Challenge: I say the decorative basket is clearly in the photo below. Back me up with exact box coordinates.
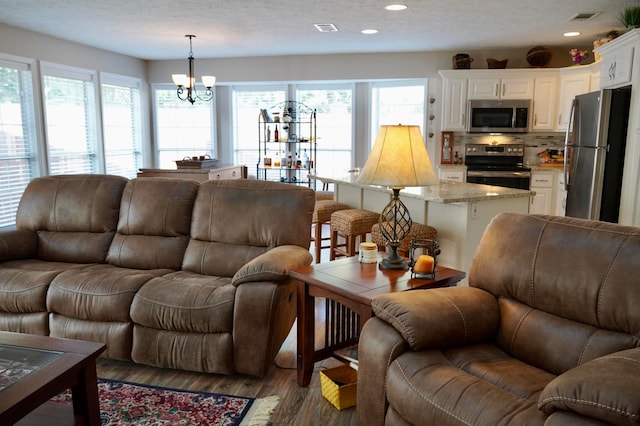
[487,58,508,69]
[527,46,552,68]
[320,365,358,410]
[175,156,218,169]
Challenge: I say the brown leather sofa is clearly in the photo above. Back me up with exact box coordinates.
[0,174,314,377]
[357,213,640,425]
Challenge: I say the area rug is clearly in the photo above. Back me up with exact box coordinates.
[51,378,279,426]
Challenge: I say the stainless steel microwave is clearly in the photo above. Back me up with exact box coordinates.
[467,99,531,133]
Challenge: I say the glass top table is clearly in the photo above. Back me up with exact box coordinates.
[0,344,62,391]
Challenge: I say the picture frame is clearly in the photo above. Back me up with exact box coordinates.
[440,131,453,164]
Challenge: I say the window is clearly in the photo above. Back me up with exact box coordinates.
[370,80,427,148]
[0,56,38,228]
[101,74,143,178]
[41,63,99,175]
[232,86,286,171]
[297,84,354,179]
[153,84,216,169]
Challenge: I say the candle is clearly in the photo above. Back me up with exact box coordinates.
[414,254,434,274]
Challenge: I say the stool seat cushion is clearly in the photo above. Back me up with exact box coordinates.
[372,222,437,251]
[331,209,380,236]
[313,200,350,223]
[315,191,335,201]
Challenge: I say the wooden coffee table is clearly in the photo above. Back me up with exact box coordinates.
[290,256,465,386]
[0,331,106,425]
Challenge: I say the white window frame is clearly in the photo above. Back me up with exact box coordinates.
[370,79,429,149]
[151,83,217,168]
[40,61,103,175]
[100,72,144,178]
[0,53,41,229]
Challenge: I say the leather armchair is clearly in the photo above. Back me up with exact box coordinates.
[357,213,640,426]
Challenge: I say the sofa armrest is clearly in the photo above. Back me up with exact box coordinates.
[357,317,409,426]
[371,286,499,351]
[0,230,38,260]
[231,245,312,286]
[538,347,640,426]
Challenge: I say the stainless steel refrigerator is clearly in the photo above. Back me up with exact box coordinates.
[564,87,631,222]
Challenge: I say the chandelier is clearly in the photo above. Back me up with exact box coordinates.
[171,35,216,104]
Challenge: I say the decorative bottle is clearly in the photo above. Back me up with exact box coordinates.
[274,124,279,142]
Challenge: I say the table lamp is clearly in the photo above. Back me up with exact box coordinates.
[356,125,439,269]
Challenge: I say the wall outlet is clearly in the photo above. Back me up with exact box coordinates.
[471,202,479,219]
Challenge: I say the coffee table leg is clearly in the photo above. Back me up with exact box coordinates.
[71,362,101,426]
[297,281,315,387]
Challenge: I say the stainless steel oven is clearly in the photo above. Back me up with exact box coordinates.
[465,143,531,190]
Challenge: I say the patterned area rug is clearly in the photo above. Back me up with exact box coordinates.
[51,378,279,426]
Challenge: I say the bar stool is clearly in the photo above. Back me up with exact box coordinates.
[312,200,350,263]
[330,209,380,260]
[371,222,437,257]
[315,191,335,201]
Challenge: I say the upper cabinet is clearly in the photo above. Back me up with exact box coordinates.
[556,68,593,131]
[440,75,468,131]
[531,75,558,131]
[599,43,634,89]
[467,76,533,100]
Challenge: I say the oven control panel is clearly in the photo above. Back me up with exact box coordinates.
[465,144,525,157]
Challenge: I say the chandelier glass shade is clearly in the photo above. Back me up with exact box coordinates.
[172,35,216,104]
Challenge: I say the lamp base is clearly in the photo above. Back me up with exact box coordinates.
[379,244,409,270]
[379,256,409,270]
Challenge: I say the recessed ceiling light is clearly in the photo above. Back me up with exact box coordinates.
[385,4,408,11]
[564,31,581,37]
[362,29,379,35]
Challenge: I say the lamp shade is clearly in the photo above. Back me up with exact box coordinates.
[356,125,438,188]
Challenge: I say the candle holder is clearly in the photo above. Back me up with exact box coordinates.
[408,238,440,279]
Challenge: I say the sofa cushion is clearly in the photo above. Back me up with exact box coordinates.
[470,214,640,337]
[107,178,198,270]
[183,179,314,277]
[0,268,58,313]
[16,174,128,263]
[538,348,640,426]
[497,297,639,375]
[46,265,163,322]
[386,349,548,425]
[130,271,235,333]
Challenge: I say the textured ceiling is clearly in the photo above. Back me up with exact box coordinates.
[0,0,627,60]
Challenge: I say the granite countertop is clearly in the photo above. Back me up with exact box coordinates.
[312,173,534,204]
[529,164,564,172]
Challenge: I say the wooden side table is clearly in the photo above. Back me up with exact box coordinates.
[290,256,466,387]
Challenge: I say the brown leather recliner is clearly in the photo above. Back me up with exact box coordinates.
[357,213,640,425]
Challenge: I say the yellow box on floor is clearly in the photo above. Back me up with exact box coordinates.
[320,365,358,410]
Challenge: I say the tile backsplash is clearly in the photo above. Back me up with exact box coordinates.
[451,132,565,166]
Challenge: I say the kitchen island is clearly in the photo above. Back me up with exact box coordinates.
[314,173,534,283]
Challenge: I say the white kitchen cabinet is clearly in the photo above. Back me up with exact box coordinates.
[441,76,468,131]
[468,77,533,100]
[531,76,558,131]
[599,44,634,88]
[556,69,592,131]
[529,171,555,215]
[438,168,465,183]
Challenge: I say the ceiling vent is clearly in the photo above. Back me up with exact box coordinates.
[314,23,339,32]
[570,12,600,21]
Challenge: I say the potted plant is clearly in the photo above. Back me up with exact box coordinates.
[619,2,640,29]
